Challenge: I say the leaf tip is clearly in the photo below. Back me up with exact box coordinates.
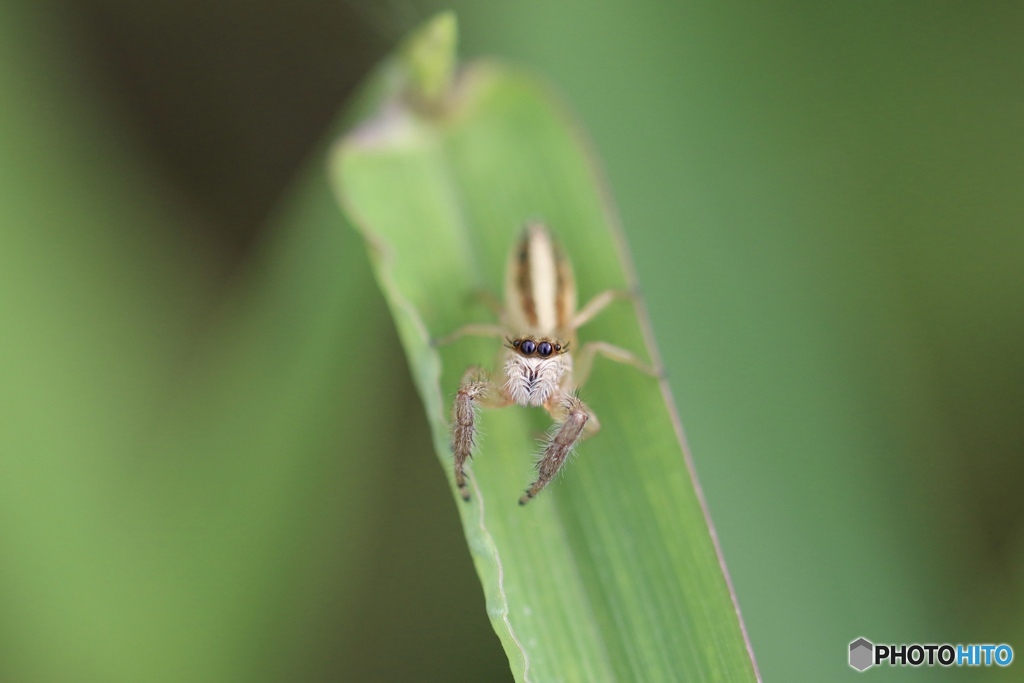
[400,11,458,108]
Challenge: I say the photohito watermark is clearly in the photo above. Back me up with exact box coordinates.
[849,638,1013,671]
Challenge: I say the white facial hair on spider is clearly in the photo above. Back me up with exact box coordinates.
[503,351,570,407]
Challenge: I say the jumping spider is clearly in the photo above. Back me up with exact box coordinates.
[438,222,658,505]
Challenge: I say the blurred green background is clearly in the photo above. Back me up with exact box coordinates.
[1,1,1021,681]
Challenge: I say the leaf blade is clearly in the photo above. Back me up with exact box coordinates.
[331,20,758,683]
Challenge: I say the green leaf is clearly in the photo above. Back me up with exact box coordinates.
[330,14,759,683]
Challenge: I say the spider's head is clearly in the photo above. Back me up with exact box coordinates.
[503,337,569,407]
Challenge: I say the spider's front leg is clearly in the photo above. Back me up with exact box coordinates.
[452,366,508,501]
[519,391,597,505]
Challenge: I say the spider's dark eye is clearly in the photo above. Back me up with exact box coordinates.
[537,341,553,357]
[512,339,521,348]
[553,343,561,352]
[520,339,536,355]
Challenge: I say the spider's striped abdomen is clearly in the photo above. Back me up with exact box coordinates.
[504,223,577,337]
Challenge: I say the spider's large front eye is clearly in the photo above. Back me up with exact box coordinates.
[537,341,553,357]
[520,339,536,355]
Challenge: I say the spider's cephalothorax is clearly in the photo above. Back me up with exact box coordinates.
[442,222,656,505]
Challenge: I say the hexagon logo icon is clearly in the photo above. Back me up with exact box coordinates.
[850,637,874,671]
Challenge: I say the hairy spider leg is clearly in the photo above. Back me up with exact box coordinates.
[571,287,635,329]
[433,323,506,346]
[518,391,598,505]
[572,340,662,390]
[451,366,511,501]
